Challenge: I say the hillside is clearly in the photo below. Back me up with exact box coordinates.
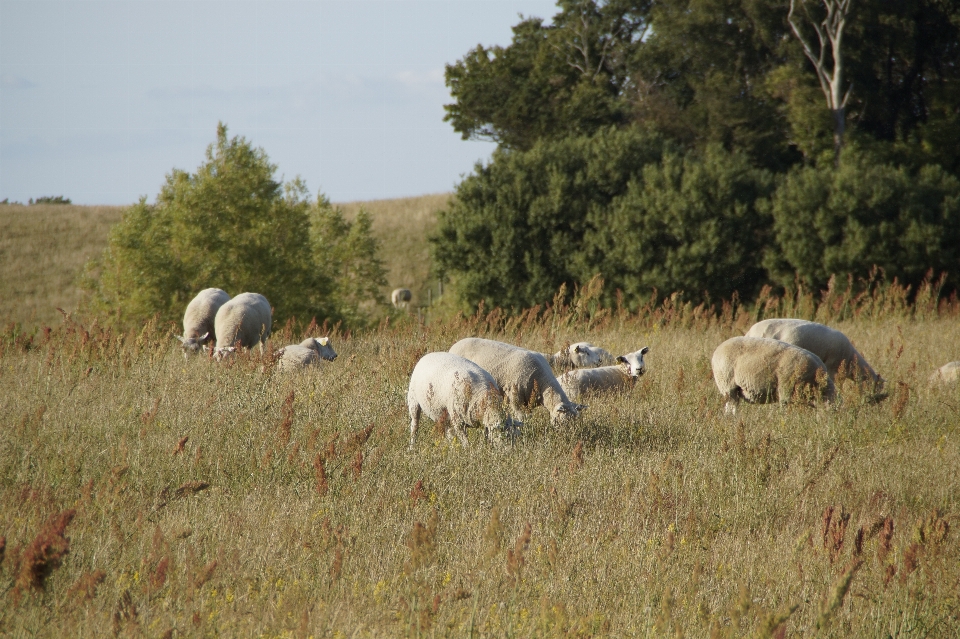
[0,204,124,327]
[0,194,450,327]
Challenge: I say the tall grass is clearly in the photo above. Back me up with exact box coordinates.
[2,287,959,636]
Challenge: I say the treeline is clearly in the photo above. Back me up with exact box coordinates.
[433,0,960,312]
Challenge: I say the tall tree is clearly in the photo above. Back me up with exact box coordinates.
[787,0,854,160]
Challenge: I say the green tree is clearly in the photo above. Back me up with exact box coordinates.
[585,145,775,304]
[444,0,650,151]
[766,147,960,290]
[83,123,385,327]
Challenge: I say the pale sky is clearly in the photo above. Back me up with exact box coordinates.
[0,0,557,205]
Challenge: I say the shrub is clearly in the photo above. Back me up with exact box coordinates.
[587,144,774,305]
[82,123,385,327]
[766,148,960,292]
[432,128,774,311]
[432,126,665,312]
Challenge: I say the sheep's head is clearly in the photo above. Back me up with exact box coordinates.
[175,332,210,355]
[550,402,585,427]
[213,346,236,361]
[301,337,337,361]
[569,342,604,368]
[616,346,649,377]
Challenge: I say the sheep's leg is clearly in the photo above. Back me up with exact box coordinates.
[724,391,740,415]
[408,403,422,450]
[453,424,469,448]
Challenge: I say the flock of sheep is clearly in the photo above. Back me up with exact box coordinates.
[175,288,960,447]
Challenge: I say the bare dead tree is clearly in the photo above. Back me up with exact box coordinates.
[788,0,854,160]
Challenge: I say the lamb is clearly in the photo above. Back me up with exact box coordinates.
[212,292,272,359]
[558,347,649,400]
[276,337,338,372]
[745,319,882,390]
[392,288,412,309]
[449,337,585,427]
[551,342,614,370]
[712,336,835,414]
[407,352,520,448]
[930,361,960,384]
[175,288,230,356]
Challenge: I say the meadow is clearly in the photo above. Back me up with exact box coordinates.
[2,276,959,637]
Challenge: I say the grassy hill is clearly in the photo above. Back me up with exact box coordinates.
[0,204,124,327]
[0,194,450,327]
[338,192,450,310]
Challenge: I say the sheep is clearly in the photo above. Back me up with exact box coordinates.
[449,337,585,427]
[212,292,272,359]
[175,288,230,356]
[551,342,614,370]
[558,347,649,400]
[930,361,960,384]
[275,337,337,372]
[745,319,883,391]
[407,352,520,448]
[712,336,835,414]
[392,288,412,309]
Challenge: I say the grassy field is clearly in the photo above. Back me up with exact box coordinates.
[2,284,959,637]
[0,204,124,328]
[0,195,450,328]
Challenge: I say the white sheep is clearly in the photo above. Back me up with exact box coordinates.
[275,337,337,372]
[551,342,614,370]
[392,288,412,309]
[745,319,882,390]
[930,361,960,384]
[212,292,272,359]
[449,337,585,427]
[558,347,649,400]
[175,288,230,355]
[407,352,519,448]
[712,337,835,414]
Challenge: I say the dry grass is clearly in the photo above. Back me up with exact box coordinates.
[0,204,123,327]
[2,293,959,637]
[338,193,451,309]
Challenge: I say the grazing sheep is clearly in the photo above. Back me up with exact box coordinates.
[930,361,960,384]
[558,347,649,400]
[407,352,520,448]
[392,288,413,309]
[449,337,585,427]
[712,336,835,414]
[551,342,614,370]
[175,288,230,356]
[745,319,882,390]
[212,292,272,359]
[275,337,338,372]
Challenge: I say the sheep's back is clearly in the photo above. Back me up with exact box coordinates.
[214,292,272,349]
[183,288,231,339]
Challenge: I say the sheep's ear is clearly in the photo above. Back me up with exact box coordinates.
[319,337,329,346]
[199,332,209,342]
[640,346,650,355]
[616,355,627,364]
